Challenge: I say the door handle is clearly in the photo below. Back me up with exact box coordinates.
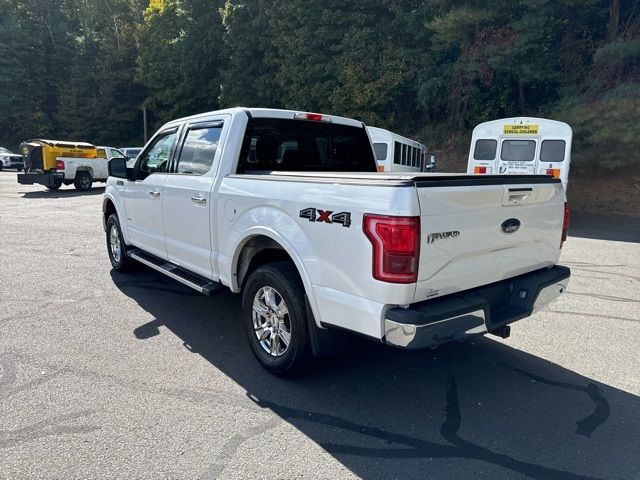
[191,195,207,206]
[149,190,161,198]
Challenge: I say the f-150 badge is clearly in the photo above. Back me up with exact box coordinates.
[299,208,351,227]
[427,230,460,243]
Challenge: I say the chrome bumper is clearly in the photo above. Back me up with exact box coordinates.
[384,266,570,350]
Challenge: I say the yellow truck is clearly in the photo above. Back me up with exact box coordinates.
[17,139,123,191]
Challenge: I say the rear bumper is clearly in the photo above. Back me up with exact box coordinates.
[384,265,570,349]
[17,171,64,187]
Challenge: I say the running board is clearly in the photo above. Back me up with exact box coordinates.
[127,249,223,295]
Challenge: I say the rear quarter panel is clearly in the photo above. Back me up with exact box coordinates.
[217,177,419,338]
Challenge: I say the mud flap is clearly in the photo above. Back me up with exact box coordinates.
[305,295,348,358]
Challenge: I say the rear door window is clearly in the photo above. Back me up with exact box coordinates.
[540,140,566,162]
[500,140,536,161]
[176,125,222,175]
[473,139,497,160]
[237,118,376,173]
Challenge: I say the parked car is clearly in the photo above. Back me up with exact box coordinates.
[0,147,23,171]
[104,107,571,375]
[121,146,142,159]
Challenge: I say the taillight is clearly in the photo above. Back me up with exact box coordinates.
[474,166,487,174]
[363,214,420,283]
[561,202,570,248]
[546,168,560,178]
[56,160,65,170]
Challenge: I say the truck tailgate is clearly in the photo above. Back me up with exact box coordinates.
[414,175,564,303]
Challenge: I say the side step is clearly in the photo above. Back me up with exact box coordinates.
[128,249,223,295]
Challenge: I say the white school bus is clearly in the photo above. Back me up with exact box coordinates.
[467,117,572,188]
[367,126,425,173]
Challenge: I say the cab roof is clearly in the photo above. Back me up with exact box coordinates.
[161,107,366,130]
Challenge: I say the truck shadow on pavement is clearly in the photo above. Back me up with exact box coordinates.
[20,186,105,199]
[111,269,640,480]
[569,212,640,243]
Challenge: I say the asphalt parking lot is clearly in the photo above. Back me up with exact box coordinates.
[0,170,639,480]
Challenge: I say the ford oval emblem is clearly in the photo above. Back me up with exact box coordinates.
[501,218,521,234]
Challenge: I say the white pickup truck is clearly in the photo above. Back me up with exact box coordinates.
[103,108,571,375]
[59,146,126,191]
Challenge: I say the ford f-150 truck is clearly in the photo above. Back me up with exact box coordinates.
[103,107,571,375]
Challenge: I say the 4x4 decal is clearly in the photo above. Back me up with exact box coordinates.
[299,208,351,227]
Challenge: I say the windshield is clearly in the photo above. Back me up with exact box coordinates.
[237,118,376,173]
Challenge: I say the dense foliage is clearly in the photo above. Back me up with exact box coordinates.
[1,0,638,169]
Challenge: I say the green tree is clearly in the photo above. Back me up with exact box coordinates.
[137,0,226,127]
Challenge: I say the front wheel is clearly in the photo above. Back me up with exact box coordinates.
[242,262,311,376]
[106,213,132,272]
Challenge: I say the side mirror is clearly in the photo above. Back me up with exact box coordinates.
[109,157,128,179]
[425,154,437,172]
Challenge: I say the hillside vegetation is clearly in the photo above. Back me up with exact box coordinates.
[1,0,638,174]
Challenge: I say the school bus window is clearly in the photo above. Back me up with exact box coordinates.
[394,141,401,165]
[540,140,565,162]
[473,139,497,160]
[373,143,388,161]
[501,140,536,161]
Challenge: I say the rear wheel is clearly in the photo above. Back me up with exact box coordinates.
[74,172,92,191]
[106,213,132,271]
[242,262,311,376]
[46,178,62,190]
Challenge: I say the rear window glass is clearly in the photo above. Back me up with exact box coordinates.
[540,140,566,162]
[501,140,536,161]
[373,143,388,161]
[473,139,497,160]
[237,118,376,173]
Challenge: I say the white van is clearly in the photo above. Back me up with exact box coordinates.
[367,126,425,173]
[467,117,572,187]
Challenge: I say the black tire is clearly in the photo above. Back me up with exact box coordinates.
[46,178,62,190]
[242,262,311,376]
[74,172,92,191]
[0,165,3,171]
[106,213,132,272]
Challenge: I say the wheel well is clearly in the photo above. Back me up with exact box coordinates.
[76,167,93,178]
[104,199,116,223]
[236,236,297,289]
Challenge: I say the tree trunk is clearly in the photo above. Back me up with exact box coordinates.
[607,0,620,40]
[517,80,527,116]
